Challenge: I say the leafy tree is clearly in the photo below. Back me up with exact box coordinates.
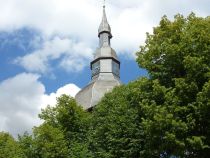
[90,84,144,158]
[137,13,210,89]
[90,78,188,157]
[16,95,92,158]
[18,132,36,158]
[36,94,92,157]
[33,124,70,158]
[39,95,90,142]
[90,13,210,158]
[0,132,24,158]
[136,13,210,157]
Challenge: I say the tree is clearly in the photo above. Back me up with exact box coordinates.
[135,13,210,157]
[90,13,210,158]
[137,13,210,89]
[0,132,24,158]
[18,132,36,158]
[32,124,70,158]
[90,84,144,158]
[90,78,190,157]
[36,94,92,157]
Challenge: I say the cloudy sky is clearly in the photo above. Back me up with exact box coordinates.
[0,0,209,137]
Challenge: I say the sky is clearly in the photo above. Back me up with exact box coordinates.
[0,0,209,137]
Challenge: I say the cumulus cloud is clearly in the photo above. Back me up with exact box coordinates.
[0,0,99,42]
[1,0,209,65]
[0,73,44,136]
[109,0,210,56]
[15,37,93,74]
[41,84,81,109]
[0,73,80,137]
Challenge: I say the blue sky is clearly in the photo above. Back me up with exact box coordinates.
[0,0,209,136]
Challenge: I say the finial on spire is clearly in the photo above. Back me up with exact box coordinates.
[103,0,106,8]
[98,0,112,38]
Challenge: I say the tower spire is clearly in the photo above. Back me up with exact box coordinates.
[98,2,112,38]
[103,0,105,8]
[75,0,121,110]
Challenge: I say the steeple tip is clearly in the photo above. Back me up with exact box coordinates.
[103,0,106,8]
[98,2,112,38]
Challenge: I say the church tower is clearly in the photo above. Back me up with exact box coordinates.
[75,5,121,110]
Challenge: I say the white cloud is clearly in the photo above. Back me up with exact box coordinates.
[0,0,99,42]
[41,84,81,109]
[0,73,44,136]
[0,73,80,137]
[1,0,209,68]
[15,37,93,74]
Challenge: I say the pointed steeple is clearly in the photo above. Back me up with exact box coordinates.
[98,5,112,38]
[75,2,121,110]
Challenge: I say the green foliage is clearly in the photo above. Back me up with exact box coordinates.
[39,95,90,143]
[90,78,189,157]
[69,142,93,158]
[17,95,92,158]
[137,13,210,88]
[0,132,24,158]
[135,13,210,157]
[90,84,144,158]
[90,13,210,157]
[33,124,70,158]
[36,95,92,157]
[18,132,36,158]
